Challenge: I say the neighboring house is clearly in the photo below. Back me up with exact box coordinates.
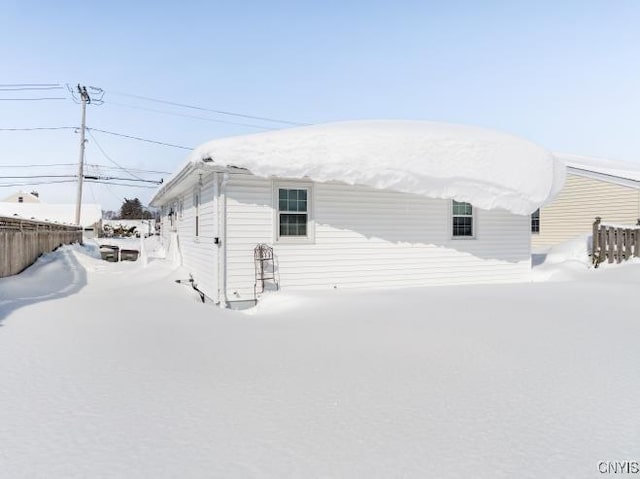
[532,154,640,249]
[150,120,562,308]
[0,203,103,239]
[2,190,41,203]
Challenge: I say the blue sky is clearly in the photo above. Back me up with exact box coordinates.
[1,1,639,210]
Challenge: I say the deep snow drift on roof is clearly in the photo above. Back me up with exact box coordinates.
[173,120,564,215]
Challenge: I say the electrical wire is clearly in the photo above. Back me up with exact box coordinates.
[0,127,76,131]
[0,83,61,87]
[0,97,67,101]
[84,174,161,185]
[86,163,170,175]
[0,163,76,168]
[0,86,63,91]
[86,129,148,181]
[0,163,167,175]
[0,179,78,188]
[85,180,157,189]
[103,183,126,203]
[109,90,308,126]
[87,127,193,150]
[0,175,76,179]
[105,100,276,131]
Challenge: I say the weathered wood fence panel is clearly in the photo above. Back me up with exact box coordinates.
[0,216,83,278]
[592,217,640,267]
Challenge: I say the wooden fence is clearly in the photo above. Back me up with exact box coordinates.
[0,216,83,278]
[591,217,640,267]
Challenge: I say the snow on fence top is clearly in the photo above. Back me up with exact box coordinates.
[165,120,565,215]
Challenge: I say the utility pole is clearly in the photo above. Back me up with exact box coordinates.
[74,85,90,225]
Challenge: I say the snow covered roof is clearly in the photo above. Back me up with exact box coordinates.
[0,203,102,228]
[557,153,640,187]
[154,120,564,214]
[2,190,41,203]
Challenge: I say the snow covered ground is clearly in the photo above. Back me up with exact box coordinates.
[1,238,639,478]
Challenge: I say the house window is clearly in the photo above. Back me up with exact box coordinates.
[276,185,313,241]
[531,209,540,233]
[194,191,200,237]
[452,200,473,237]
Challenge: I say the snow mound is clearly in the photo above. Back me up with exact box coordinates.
[179,120,563,215]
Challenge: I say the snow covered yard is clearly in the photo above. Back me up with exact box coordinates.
[1,242,639,478]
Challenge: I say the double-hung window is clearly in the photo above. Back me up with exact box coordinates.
[276,185,312,242]
[452,200,474,238]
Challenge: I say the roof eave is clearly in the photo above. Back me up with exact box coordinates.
[567,166,640,189]
[150,161,229,207]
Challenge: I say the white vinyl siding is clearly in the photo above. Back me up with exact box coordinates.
[159,173,218,301]
[224,173,531,300]
[532,173,640,248]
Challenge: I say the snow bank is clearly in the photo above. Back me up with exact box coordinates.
[163,121,563,215]
[531,235,592,281]
[558,152,640,182]
[532,234,640,281]
[3,247,640,477]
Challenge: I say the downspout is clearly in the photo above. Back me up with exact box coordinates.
[216,172,230,307]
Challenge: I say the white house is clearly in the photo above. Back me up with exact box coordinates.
[532,154,640,248]
[151,120,563,308]
[2,190,41,203]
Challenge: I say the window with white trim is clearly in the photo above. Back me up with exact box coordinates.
[452,200,473,237]
[277,187,310,238]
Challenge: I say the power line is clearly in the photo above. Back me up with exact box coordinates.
[86,163,170,174]
[105,100,276,131]
[88,127,193,150]
[0,86,63,91]
[0,163,76,168]
[0,175,76,179]
[102,183,126,203]
[0,179,78,188]
[85,179,157,189]
[109,90,308,126]
[0,126,76,132]
[0,162,169,175]
[0,97,66,101]
[83,174,161,185]
[0,83,61,87]
[0,178,158,189]
[86,129,147,181]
